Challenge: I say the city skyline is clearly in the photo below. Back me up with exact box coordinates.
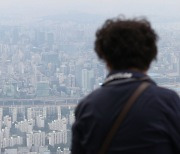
[0,0,180,153]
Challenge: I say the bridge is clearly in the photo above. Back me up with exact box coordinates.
[0,97,81,107]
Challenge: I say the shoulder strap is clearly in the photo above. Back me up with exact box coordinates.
[98,82,150,154]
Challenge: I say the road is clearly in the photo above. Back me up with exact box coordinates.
[0,97,80,107]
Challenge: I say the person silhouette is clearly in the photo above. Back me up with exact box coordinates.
[71,17,180,154]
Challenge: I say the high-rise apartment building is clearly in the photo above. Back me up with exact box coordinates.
[27,131,45,148]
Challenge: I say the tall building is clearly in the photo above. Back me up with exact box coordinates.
[82,69,94,92]
[36,115,45,128]
[75,63,83,88]
[0,107,3,120]
[0,107,3,129]
[0,131,3,149]
[67,74,75,87]
[4,115,12,128]
[2,127,10,138]
[27,131,45,148]
[27,108,32,120]
[12,107,17,122]
[48,130,67,146]
[42,107,47,118]
[26,133,33,148]
[57,106,61,120]
[69,110,75,125]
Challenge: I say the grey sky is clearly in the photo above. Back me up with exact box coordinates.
[0,0,179,19]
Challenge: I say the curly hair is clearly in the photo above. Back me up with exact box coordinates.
[95,17,158,71]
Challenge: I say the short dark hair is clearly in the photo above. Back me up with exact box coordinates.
[95,17,158,71]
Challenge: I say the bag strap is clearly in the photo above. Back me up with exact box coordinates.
[98,82,150,154]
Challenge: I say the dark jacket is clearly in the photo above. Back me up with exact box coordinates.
[71,70,180,154]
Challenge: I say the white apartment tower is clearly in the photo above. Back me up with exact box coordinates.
[82,69,94,92]
[12,107,17,122]
[3,115,12,128]
[27,108,32,120]
[43,107,47,118]
[36,115,45,128]
[0,108,3,120]
[57,106,61,120]
[0,108,2,130]
[26,131,45,147]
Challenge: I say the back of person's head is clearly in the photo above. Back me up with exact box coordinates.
[95,16,158,71]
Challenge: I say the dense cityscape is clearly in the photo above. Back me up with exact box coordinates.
[0,105,74,154]
[0,13,180,153]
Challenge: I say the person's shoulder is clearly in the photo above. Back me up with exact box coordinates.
[75,87,103,117]
[150,84,179,98]
[148,84,180,106]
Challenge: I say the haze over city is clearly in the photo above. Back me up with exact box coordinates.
[0,0,180,153]
[0,0,179,20]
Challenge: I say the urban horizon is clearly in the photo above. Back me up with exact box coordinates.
[0,0,180,153]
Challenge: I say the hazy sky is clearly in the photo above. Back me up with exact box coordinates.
[0,0,179,20]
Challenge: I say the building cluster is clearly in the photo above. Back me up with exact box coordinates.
[0,20,106,99]
[148,23,180,94]
[0,106,73,153]
[0,20,180,99]
[0,14,180,154]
